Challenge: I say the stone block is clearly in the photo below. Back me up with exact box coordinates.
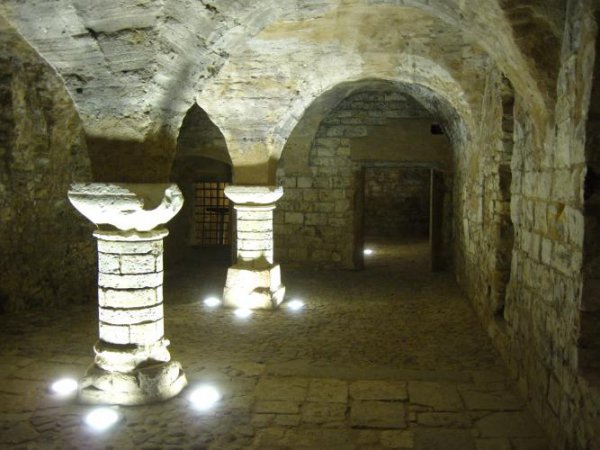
[307,379,348,403]
[283,177,297,188]
[120,254,157,274]
[278,428,355,448]
[303,189,319,202]
[237,209,272,222]
[100,288,160,308]
[305,213,328,226]
[288,247,308,261]
[98,322,130,344]
[408,381,463,411]
[98,240,161,255]
[255,377,308,401]
[98,303,163,325]
[349,380,408,401]
[301,402,347,424]
[285,212,304,224]
[238,249,271,262]
[238,238,271,251]
[255,400,300,414]
[128,319,164,345]
[98,271,163,289]
[350,401,406,428]
[314,202,335,213]
[274,414,301,426]
[297,177,313,188]
[417,412,471,428]
[380,430,414,448]
[237,219,272,233]
[238,231,273,241]
[98,253,121,274]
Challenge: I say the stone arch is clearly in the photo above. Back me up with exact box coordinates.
[166,103,232,265]
[269,54,474,173]
[274,77,464,270]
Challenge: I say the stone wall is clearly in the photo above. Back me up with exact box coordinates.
[453,2,600,448]
[276,90,452,269]
[0,20,95,312]
[364,167,430,237]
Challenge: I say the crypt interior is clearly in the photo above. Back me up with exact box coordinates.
[0,0,599,449]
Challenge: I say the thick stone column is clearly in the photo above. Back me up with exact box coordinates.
[68,183,187,405]
[223,186,285,309]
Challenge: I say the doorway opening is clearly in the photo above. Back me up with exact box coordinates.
[167,103,233,269]
[192,181,231,247]
[360,165,445,273]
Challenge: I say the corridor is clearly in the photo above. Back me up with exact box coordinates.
[0,243,547,449]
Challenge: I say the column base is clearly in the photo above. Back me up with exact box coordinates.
[223,263,286,309]
[78,360,187,405]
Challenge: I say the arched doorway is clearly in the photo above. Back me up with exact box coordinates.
[167,103,233,268]
[275,80,458,274]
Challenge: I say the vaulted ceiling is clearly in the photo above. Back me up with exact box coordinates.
[0,0,566,181]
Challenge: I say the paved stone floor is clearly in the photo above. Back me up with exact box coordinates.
[0,238,549,449]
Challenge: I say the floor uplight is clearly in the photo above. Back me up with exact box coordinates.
[364,248,374,255]
[189,385,221,411]
[84,407,120,432]
[50,378,78,397]
[234,308,252,319]
[287,299,304,311]
[203,296,221,307]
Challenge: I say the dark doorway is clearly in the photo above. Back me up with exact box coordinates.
[361,166,433,272]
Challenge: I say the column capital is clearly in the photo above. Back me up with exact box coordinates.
[224,185,283,206]
[68,183,183,232]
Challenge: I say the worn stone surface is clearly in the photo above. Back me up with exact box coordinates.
[0,17,95,312]
[0,0,597,448]
[0,245,549,449]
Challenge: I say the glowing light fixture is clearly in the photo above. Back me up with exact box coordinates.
[203,296,221,307]
[364,248,374,255]
[84,407,120,432]
[287,299,304,311]
[50,378,78,397]
[188,385,221,411]
[234,308,252,319]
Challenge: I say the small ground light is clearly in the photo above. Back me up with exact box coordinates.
[234,308,252,319]
[364,248,374,255]
[287,299,304,311]
[50,378,78,397]
[84,407,120,432]
[203,296,221,307]
[189,385,221,411]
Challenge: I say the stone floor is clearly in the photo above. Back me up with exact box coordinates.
[0,238,549,449]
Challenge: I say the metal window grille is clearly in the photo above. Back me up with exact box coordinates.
[193,182,230,246]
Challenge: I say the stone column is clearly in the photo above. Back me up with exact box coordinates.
[68,183,187,405]
[223,186,286,309]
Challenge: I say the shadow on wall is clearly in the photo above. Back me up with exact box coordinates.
[86,130,177,183]
[0,20,96,312]
[166,103,233,266]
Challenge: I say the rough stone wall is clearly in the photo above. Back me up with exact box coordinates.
[364,167,430,237]
[276,90,451,269]
[454,2,600,448]
[0,21,95,312]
